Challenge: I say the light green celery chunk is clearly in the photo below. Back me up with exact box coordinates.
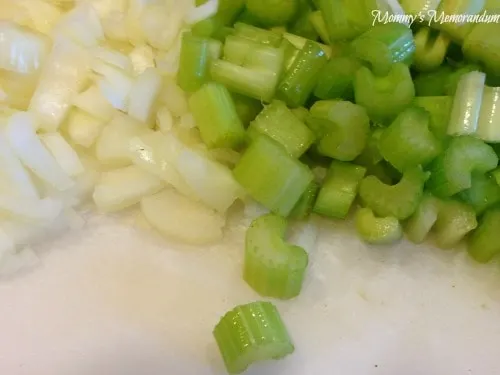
[314,161,366,219]
[189,83,246,149]
[355,207,403,245]
[223,36,285,72]
[233,135,314,217]
[379,106,442,172]
[234,22,283,47]
[413,65,453,97]
[412,96,452,139]
[177,33,210,93]
[282,33,334,58]
[231,93,263,127]
[291,107,309,122]
[318,0,373,41]
[247,100,315,158]
[445,63,483,96]
[413,27,450,72]
[244,214,308,299]
[427,136,498,198]
[447,71,486,136]
[468,207,500,263]
[433,200,477,249]
[289,181,319,219]
[314,55,361,100]
[457,173,500,214]
[213,301,294,375]
[359,167,429,220]
[355,128,384,167]
[309,10,331,43]
[405,194,440,243]
[463,23,500,76]
[476,86,500,142]
[246,0,299,26]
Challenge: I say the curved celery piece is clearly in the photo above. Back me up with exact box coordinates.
[405,194,440,244]
[359,167,429,220]
[413,27,450,72]
[463,24,500,77]
[476,86,500,142]
[244,214,308,299]
[427,136,498,198]
[246,0,299,26]
[233,135,314,217]
[308,100,370,161]
[379,106,442,172]
[468,208,500,263]
[213,301,294,374]
[314,161,367,219]
[433,200,477,249]
[354,63,415,124]
[355,207,403,245]
[412,96,452,139]
[289,181,319,219]
[351,23,416,76]
[314,56,361,100]
[457,173,500,214]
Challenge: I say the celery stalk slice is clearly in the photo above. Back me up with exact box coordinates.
[404,194,440,244]
[433,200,477,249]
[468,207,500,263]
[355,207,403,245]
[476,86,500,142]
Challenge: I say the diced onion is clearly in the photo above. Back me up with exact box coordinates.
[73,85,115,121]
[156,106,174,134]
[184,0,219,25]
[128,68,162,125]
[93,45,133,73]
[140,4,183,51]
[53,2,104,47]
[129,44,156,75]
[65,109,106,148]
[93,62,134,111]
[39,132,85,177]
[159,78,189,117]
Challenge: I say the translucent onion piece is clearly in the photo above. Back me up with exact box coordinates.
[185,0,219,25]
[128,68,162,125]
[39,132,85,177]
[54,2,104,47]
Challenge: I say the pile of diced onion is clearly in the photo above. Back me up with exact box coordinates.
[0,0,246,275]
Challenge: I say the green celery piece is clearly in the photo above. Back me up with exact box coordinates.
[354,63,415,124]
[231,93,263,128]
[289,181,319,219]
[413,27,450,72]
[414,65,454,96]
[281,38,301,73]
[291,107,309,122]
[457,173,500,214]
[308,10,331,43]
[233,135,314,216]
[314,161,367,219]
[234,22,283,47]
[247,100,315,158]
[427,136,498,198]
[314,55,361,100]
[468,207,500,263]
[318,0,373,41]
[213,301,294,375]
[191,0,244,38]
[447,71,486,136]
[433,200,477,249]
[492,166,500,186]
[277,40,328,108]
[476,86,500,142]
[282,32,334,58]
[359,167,429,220]
[288,0,320,40]
[355,128,384,167]
[355,207,403,245]
[223,36,285,72]
[379,106,442,172]
[364,161,398,185]
[463,24,500,77]
[412,96,453,139]
[246,0,300,26]
[177,33,210,93]
[351,23,416,76]
[244,214,308,299]
[189,83,246,149]
[308,100,370,161]
[405,194,440,244]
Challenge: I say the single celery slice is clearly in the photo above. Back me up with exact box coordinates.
[414,65,454,96]
[413,27,450,72]
[309,10,331,43]
[245,0,299,26]
[355,128,384,167]
[223,36,285,72]
[447,71,486,136]
[248,100,315,158]
[457,173,500,214]
[314,55,361,100]
[463,24,500,77]
[379,106,442,172]
[234,22,283,47]
[213,301,294,375]
[189,83,246,149]
[308,100,370,161]
[277,40,328,108]
[289,181,319,219]
[177,33,210,93]
[468,207,500,263]
[318,0,373,41]
[445,63,483,96]
[355,207,403,245]
[404,194,440,244]
[314,161,366,219]
[359,167,429,220]
[290,107,309,122]
[433,200,477,249]
[231,93,263,127]
[354,63,415,124]
[233,135,314,216]
[244,214,308,299]
[282,32,334,58]
[412,96,452,139]
[427,136,498,198]
[476,86,500,142]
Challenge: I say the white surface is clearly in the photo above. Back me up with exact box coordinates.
[1,211,500,375]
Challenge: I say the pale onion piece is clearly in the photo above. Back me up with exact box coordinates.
[0,70,39,110]
[243,200,269,221]
[0,0,62,35]
[65,109,106,148]
[178,113,196,130]
[141,189,225,245]
[0,227,15,255]
[125,6,147,46]
[54,3,104,47]
[173,127,204,149]
[287,218,320,255]
[154,33,182,76]
[39,132,85,177]
[0,21,50,74]
[101,11,128,42]
[94,62,134,111]
[0,195,63,222]
[77,0,127,17]
[6,112,74,191]
[141,4,183,51]
[0,247,40,277]
[185,0,218,25]
[95,113,151,167]
[93,46,133,73]
[156,106,173,134]
[128,68,162,125]
[29,37,92,131]
[73,85,115,121]
[175,147,243,212]
[159,78,188,117]
[129,44,156,76]
[93,165,164,212]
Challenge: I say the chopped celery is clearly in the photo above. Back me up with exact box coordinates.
[457,173,500,214]
[177,33,210,93]
[244,214,308,299]
[291,107,309,122]
[189,83,246,149]
[405,194,440,244]
[447,71,486,136]
[289,0,319,40]
[468,207,500,263]
[354,128,384,167]
[314,55,361,100]
[213,301,294,374]
[318,0,372,41]
[359,167,429,220]
[232,93,263,127]
[248,100,315,158]
[412,96,452,139]
[223,36,285,72]
[364,161,399,185]
[282,33,334,58]
[379,106,442,172]
[233,135,314,216]
[277,41,328,108]
[289,181,319,219]
[427,136,498,198]
[354,63,415,124]
[309,10,330,43]
[308,100,370,161]
[413,27,450,72]
[476,86,500,142]
[463,24,500,77]
[445,63,483,96]
[314,161,366,219]
[433,200,477,249]
[234,22,283,47]
[246,0,299,26]
[355,207,403,245]
[414,65,454,96]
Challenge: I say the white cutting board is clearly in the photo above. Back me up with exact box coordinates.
[1,210,500,375]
